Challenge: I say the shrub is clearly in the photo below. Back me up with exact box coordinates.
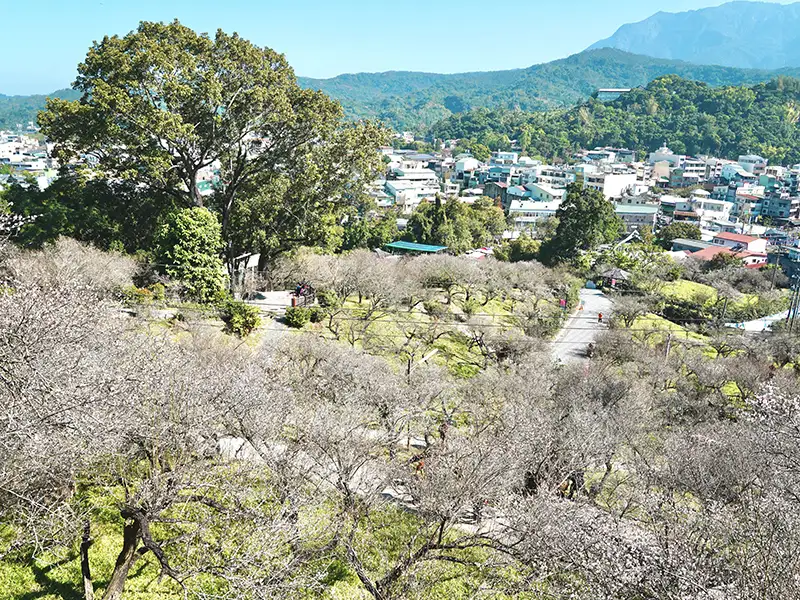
[123,285,153,306]
[309,306,327,323]
[316,289,341,308]
[150,282,166,302]
[461,297,482,318]
[153,207,227,303]
[219,300,261,338]
[285,306,311,329]
[423,299,447,319]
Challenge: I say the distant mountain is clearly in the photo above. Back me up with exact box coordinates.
[589,1,800,70]
[6,46,800,134]
[299,48,800,131]
[0,88,80,130]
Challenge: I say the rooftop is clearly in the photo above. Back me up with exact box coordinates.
[691,246,767,262]
[614,204,658,214]
[714,232,759,244]
[672,238,712,251]
[384,241,448,254]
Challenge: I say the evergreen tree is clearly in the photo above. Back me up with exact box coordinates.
[540,184,623,264]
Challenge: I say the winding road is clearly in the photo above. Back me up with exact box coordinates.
[552,288,613,364]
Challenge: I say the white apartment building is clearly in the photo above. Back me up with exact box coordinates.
[384,180,439,214]
[507,199,561,230]
[489,151,519,166]
[738,154,768,175]
[526,182,565,202]
[584,172,637,200]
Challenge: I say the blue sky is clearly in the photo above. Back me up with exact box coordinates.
[1,0,795,94]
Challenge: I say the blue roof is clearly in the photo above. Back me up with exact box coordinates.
[385,241,448,253]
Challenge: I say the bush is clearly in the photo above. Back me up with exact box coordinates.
[316,289,341,308]
[285,306,311,329]
[123,285,153,306]
[309,306,327,323]
[423,299,448,319]
[153,207,227,303]
[219,300,261,338]
[151,282,166,302]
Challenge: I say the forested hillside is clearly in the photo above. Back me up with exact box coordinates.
[431,75,800,165]
[6,50,800,133]
[298,49,800,131]
[0,88,79,129]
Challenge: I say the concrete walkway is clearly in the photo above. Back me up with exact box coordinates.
[726,310,789,333]
[245,290,294,315]
[552,288,613,364]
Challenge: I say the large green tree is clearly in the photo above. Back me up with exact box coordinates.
[6,175,175,252]
[540,183,623,264]
[39,20,387,271]
[406,196,505,254]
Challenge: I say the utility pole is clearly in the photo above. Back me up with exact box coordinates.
[665,333,673,360]
[770,259,779,291]
[788,275,800,334]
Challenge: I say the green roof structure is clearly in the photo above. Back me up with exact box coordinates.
[384,241,448,254]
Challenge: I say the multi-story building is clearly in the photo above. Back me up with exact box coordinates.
[614,204,659,232]
[584,172,637,200]
[507,199,561,231]
[760,195,800,221]
[738,154,768,175]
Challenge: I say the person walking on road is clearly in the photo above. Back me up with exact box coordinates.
[597,312,604,324]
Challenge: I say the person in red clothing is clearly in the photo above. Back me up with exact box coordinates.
[598,312,604,324]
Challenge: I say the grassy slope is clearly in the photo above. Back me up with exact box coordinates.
[1,504,529,600]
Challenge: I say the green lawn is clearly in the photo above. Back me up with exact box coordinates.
[659,279,788,313]
[659,280,718,304]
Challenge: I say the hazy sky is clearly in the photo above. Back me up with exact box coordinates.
[1,0,796,94]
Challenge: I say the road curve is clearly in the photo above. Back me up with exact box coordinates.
[552,288,613,364]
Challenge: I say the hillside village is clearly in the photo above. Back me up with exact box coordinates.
[371,135,800,265]
[4,119,800,274]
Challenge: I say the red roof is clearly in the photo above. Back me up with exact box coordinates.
[690,246,766,262]
[691,246,733,261]
[714,232,758,244]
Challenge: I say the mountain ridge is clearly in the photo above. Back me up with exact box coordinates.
[4,48,800,133]
[589,1,800,70]
[297,48,800,130]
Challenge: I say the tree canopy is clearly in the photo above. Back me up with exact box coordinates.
[405,196,506,254]
[540,184,623,264]
[38,20,387,272]
[430,75,800,164]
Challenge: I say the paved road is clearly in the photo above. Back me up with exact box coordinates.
[552,288,613,364]
[726,310,789,333]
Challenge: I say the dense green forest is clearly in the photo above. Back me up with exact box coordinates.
[6,50,800,134]
[431,75,800,165]
[298,49,800,131]
[0,89,79,130]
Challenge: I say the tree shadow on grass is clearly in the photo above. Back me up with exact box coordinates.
[16,554,83,600]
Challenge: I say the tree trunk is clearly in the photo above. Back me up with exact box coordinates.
[80,520,95,600]
[101,519,141,600]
